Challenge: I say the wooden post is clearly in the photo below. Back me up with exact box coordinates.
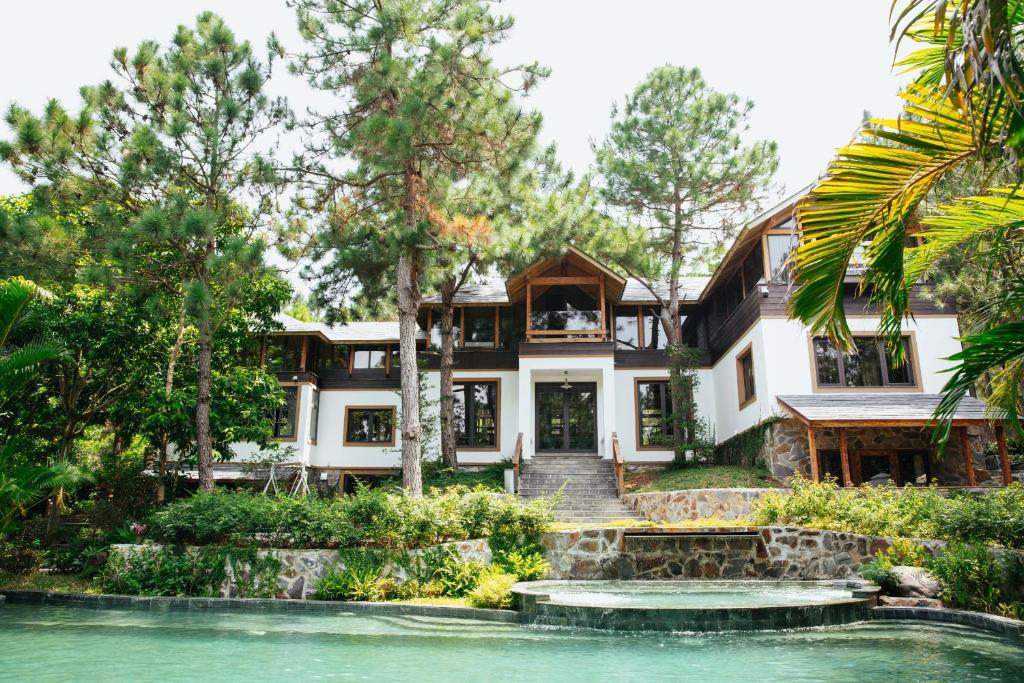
[886,449,900,486]
[299,336,308,372]
[459,307,465,350]
[959,426,977,487]
[637,305,645,349]
[598,274,606,341]
[526,278,533,341]
[426,308,433,348]
[838,427,852,487]
[807,426,819,482]
[494,306,500,350]
[996,426,1012,487]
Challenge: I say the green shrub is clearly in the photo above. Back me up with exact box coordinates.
[43,528,110,576]
[493,549,549,581]
[431,550,487,598]
[862,556,900,595]
[311,549,399,601]
[753,478,1024,549]
[98,545,279,598]
[926,543,1005,612]
[467,570,518,609]
[860,539,930,595]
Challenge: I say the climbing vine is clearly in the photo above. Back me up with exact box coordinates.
[666,344,716,466]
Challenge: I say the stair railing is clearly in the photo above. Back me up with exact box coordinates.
[512,432,523,492]
[611,432,624,497]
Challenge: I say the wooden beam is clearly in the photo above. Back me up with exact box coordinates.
[493,306,500,350]
[459,306,465,350]
[807,426,819,482]
[637,305,645,349]
[838,427,852,487]
[996,426,1012,487]
[959,426,977,486]
[299,336,308,371]
[526,278,533,338]
[887,449,900,486]
[598,274,606,341]
[530,276,599,286]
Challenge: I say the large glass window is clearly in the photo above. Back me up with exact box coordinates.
[352,345,387,371]
[317,344,349,371]
[265,337,304,371]
[498,307,520,351]
[345,407,395,444]
[531,288,600,330]
[429,314,458,353]
[812,336,915,388]
[453,380,499,448]
[463,307,495,348]
[272,386,299,439]
[637,381,673,448]
[642,307,668,350]
[615,306,640,350]
[737,347,756,406]
[766,234,798,283]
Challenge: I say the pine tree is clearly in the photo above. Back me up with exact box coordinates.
[1,13,291,489]
[594,66,777,461]
[289,0,544,495]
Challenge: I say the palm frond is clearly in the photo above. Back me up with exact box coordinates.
[0,343,58,401]
[792,84,990,347]
[0,276,52,346]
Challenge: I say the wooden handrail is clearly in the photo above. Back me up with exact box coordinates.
[512,432,523,492]
[611,432,624,497]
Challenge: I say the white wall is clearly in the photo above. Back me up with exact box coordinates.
[309,388,401,469]
[710,324,773,442]
[421,369,519,465]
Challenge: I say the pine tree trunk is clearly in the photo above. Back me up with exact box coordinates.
[439,277,457,468]
[660,310,688,465]
[196,315,214,492]
[397,250,423,496]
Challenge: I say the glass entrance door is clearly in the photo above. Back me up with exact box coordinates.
[535,383,597,452]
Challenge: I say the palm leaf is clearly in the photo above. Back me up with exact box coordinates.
[791,84,995,347]
[0,276,51,345]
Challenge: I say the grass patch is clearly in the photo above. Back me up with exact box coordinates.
[0,571,101,594]
[549,517,753,531]
[626,465,781,492]
[383,460,508,493]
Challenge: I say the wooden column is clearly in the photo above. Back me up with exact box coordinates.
[525,277,533,341]
[299,337,308,371]
[958,426,977,487]
[807,426,820,482]
[459,307,465,350]
[996,426,1013,487]
[494,306,500,350]
[838,427,852,487]
[598,274,606,341]
[886,449,900,486]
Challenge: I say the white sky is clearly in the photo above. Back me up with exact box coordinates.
[0,0,906,197]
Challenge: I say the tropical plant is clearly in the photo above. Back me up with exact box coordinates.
[791,1,1024,445]
[0,277,55,418]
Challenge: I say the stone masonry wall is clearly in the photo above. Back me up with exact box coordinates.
[111,538,491,600]
[538,527,946,581]
[622,489,781,522]
[763,418,1003,485]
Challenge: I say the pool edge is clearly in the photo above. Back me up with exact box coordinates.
[872,606,1024,641]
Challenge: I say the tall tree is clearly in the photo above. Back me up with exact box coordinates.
[289,0,543,494]
[594,66,777,459]
[1,13,291,489]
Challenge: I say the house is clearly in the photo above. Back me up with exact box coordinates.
[240,190,1015,492]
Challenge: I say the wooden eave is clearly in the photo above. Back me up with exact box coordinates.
[504,246,626,304]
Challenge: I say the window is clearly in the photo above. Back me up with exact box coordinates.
[344,407,395,444]
[318,344,349,371]
[308,390,320,443]
[265,336,304,371]
[636,380,673,448]
[272,386,299,439]
[766,234,797,283]
[737,346,756,407]
[428,314,458,353]
[352,345,387,371]
[812,336,915,388]
[642,307,669,349]
[453,380,499,448]
[463,307,495,348]
[614,306,640,350]
[497,307,521,351]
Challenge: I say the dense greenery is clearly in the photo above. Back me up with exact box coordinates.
[753,477,1024,549]
[147,487,553,550]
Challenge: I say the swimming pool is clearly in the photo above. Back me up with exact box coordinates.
[0,604,1021,682]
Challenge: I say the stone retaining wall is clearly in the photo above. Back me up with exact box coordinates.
[110,538,491,600]
[537,527,946,581]
[622,489,782,522]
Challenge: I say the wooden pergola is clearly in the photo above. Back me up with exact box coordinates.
[776,395,1015,487]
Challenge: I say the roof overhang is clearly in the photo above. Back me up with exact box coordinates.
[776,394,1003,428]
[504,246,627,303]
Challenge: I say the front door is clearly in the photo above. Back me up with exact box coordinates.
[535,382,597,452]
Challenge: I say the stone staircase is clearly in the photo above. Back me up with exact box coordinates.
[518,454,643,524]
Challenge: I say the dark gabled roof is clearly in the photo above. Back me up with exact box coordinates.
[620,276,710,304]
[273,314,416,342]
[421,279,508,305]
[777,394,999,426]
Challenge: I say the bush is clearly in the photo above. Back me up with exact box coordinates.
[98,545,279,598]
[493,549,549,582]
[753,477,1024,549]
[926,543,1006,612]
[860,540,928,595]
[467,570,518,609]
[147,488,555,551]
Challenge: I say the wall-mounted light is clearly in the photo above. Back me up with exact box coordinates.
[757,279,770,298]
[291,375,299,381]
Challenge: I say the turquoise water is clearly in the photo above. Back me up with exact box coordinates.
[1,605,1023,682]
[526,580,856,608]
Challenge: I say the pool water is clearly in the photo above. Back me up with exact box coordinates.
[1,605,1022,682]
[528,580,856,608]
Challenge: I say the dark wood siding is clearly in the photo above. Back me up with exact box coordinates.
[419,351,519,370]
[518,342,615,356]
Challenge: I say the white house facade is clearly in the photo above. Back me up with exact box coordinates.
[231,191,1013,492]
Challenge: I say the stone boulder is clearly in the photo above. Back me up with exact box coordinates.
[892,566,942,599]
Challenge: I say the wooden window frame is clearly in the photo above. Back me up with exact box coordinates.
[809,332,922,393]
[343,405,397,446]
[736,343,756,409]
[452,378,502,452]
[634,377,673,451]
[271,384,301,442]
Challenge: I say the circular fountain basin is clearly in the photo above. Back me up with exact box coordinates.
[512,580,879,632]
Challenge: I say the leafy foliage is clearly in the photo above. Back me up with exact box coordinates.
[926,543,1007,612]
[466,569,518,609]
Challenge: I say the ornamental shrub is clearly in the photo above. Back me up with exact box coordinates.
[926,543,1006,612]
[467,569,518,609]
[493,549,549,582]
[98,545,279,598]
